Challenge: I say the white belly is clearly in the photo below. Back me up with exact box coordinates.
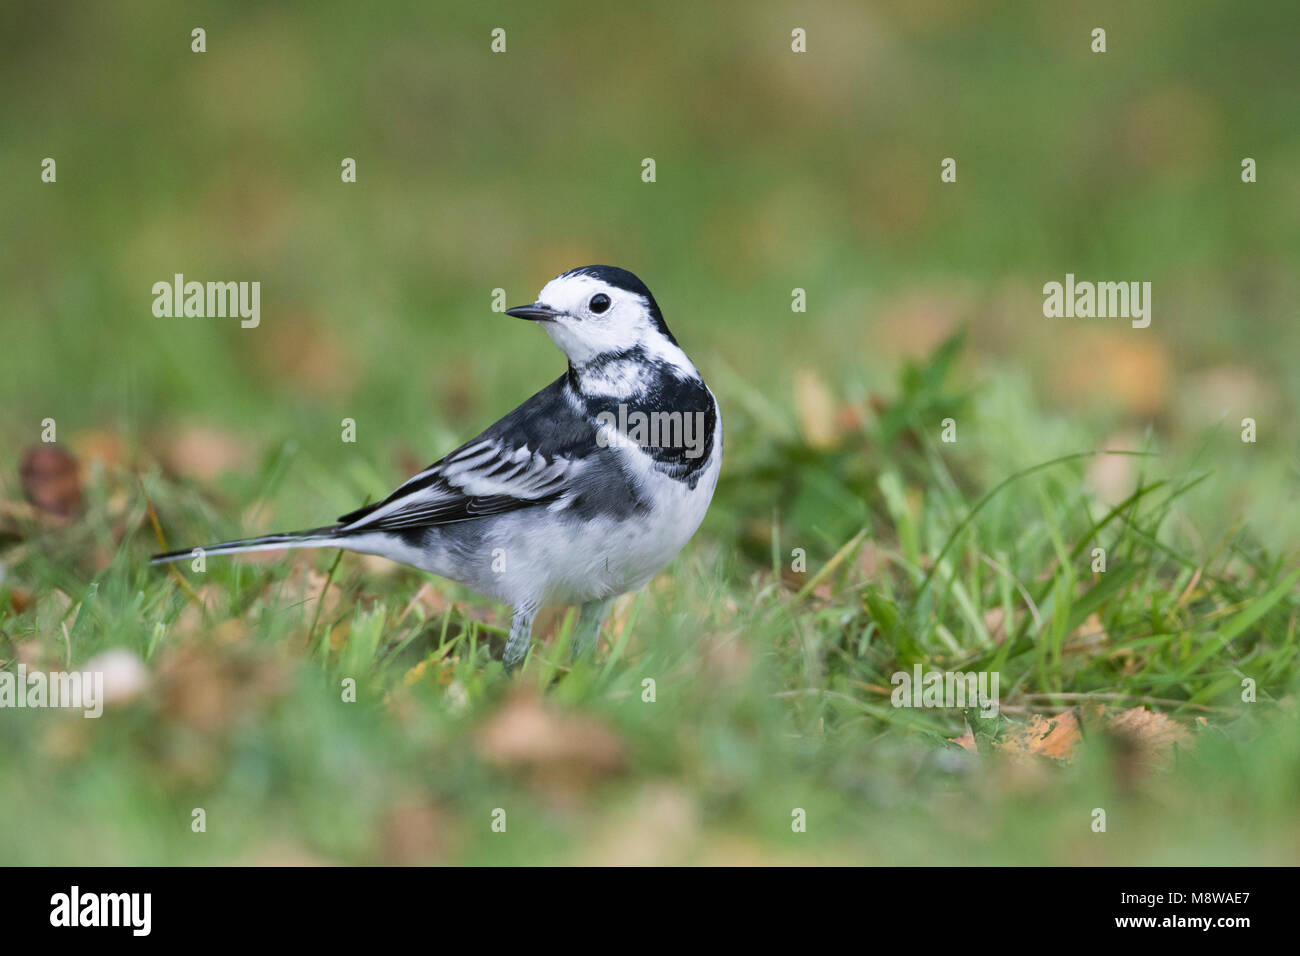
[345,405,722,611]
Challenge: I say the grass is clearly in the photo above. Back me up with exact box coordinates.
[1,0,1298,865]
[2,334,1297,865]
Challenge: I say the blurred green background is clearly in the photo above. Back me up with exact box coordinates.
[1,0,1297,865]
[4,1,1298,496]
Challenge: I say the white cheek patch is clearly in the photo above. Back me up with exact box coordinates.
[532,270,698,379]
[543,323,597,364]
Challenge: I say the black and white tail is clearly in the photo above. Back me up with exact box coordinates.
[149,525,346,566]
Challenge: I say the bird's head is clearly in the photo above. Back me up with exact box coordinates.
[506,265,682,369]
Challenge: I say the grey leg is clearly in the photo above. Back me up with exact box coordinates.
[571,598,613,661]
[503,604,538,670]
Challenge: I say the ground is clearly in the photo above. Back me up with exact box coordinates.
[1,0,1297,865]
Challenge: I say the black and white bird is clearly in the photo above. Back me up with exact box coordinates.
[152,266,722,667]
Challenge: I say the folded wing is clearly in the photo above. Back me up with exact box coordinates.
[336,376,592,534]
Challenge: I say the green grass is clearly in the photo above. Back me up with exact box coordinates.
[1,0,1298,864]
[2,335,1297,865]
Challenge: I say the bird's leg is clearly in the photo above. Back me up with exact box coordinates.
[503,603,538,671]
[571,597,613,661]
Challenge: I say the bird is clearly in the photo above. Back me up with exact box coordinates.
[152,265,722,668]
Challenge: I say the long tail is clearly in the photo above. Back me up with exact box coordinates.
[149,525,346,565]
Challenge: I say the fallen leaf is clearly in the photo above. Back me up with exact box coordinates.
[951,714,1079,759]
[476,690,624,798]
[1000,712,1081,761]
[1065,612,1109,656]
[20,445,82,518]
[157,643,289,735]
[856,539,881,579]
[401,656,455,688]
[1049,333,1170,416]
[1105,705,1192,767]
[157,426,251,481]
[8,587,34,614]
[1175,365,1276,430]
[70,430,129,471]
[1086,433,1140,507]
[376,800,454,865]
[953,706,1194,773]
[983,607,1007,642]
[793,369,840,449]
[836,401,867,436]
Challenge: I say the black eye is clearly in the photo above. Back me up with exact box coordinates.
[589,293,611,314]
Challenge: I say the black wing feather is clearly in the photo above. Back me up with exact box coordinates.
[336,375,594,533]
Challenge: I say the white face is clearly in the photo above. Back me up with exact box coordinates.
[531,273,662,366]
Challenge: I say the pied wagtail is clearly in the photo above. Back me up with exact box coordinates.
[152,266,722,667]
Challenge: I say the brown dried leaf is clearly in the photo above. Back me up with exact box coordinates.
[1106,705,1193,766]
[157,644,289,735]
[70,430,129,471]
[793,369,840,449]
[401,656,454,688]
[836,401,867,436]
[8,587,34,614]
[1049,333,1170,416]
[956,707,1194,773]
[20,445,82,518]
[1085,434,1140,507]
[951,713,1083,760]
[376,801,454,865]
[1175,365,1275,431]
[157,426,251,481]
[856,539,881,579]
[1066,612,1110,657]
[983,607,1007,642]
[1002,712,1082,761]
[476,690,624,794]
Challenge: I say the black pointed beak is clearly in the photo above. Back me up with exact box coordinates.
[505,303,563,322]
